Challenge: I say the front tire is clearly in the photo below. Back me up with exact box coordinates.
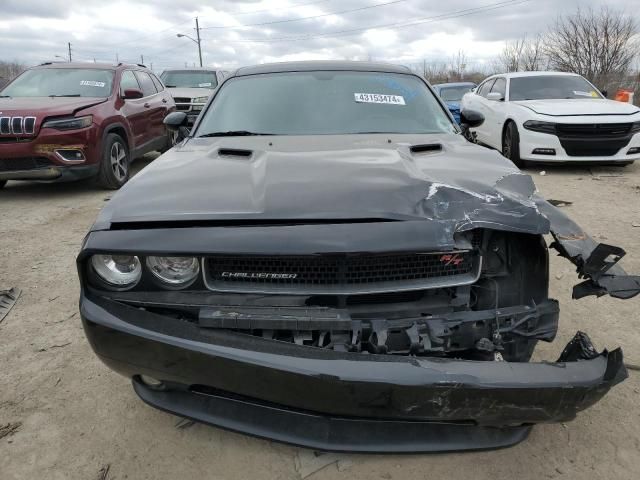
[502,121,525,168]
[97,133,130,189]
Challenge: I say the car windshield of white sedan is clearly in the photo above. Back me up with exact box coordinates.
[196,71,456,136]
[510,76,602,101]
[1,68,114,97]
[160,71,218,89]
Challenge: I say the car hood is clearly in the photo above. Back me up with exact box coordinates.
[94,133,550,234]
[514,98,640,117]
[0,96,107,116]
[166,87,213,98]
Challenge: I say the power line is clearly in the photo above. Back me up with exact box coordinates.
[200,0,411,30]
[227,0,532,43]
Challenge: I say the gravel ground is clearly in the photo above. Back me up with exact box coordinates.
[1,155,639,480]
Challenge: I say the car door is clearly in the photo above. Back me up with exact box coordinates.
[118,69,147,148]
[483,77,508,150]
[469,78,496,145]
[133,70,164,148]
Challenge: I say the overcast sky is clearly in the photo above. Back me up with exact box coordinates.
[0,0,635,72]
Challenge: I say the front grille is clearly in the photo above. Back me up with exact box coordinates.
[0,116,37,135]
[173,97,192,111]
[555,123,633,157]
[204,251,481,294]
[556,123,632,136]
[0,157,53,172]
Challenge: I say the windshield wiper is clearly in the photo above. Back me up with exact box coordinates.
[49,94,81,97]
[165,85,176,88]
[198,131,275,137]
[0,95,10,98]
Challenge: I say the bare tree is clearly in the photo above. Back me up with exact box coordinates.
[520,34,545,71]
[497,37,525,72]
[449,50,468,80]
[545,7,639,90]
[0,60,26,88]
[496,34,546,72]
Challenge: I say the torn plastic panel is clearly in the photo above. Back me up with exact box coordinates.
[535,198,640,299]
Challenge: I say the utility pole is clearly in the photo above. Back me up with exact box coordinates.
[140,54,144,65]
[195,17,203,67]
[68,42,72,62]
[116,52,119,63]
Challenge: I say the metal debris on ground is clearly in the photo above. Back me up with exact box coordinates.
[632,222,640,228]
[0,422,22,440]
[547,199,573,207]
[96,464,111,480]
[0,287,21,324]
[175,418,195,429]
[540,171,547,176]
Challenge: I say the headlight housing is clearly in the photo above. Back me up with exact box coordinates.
[146,256,200,288]
[192,96,208,104]
[91,254,142,289]
[523,120,556,134]
[43,115,93,130]
[631,122,640,134]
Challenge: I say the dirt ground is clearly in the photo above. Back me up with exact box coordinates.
[1,155,639,480]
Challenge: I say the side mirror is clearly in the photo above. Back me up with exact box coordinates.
[163,111,188,131]
[460,109,484,129]
[486,92,504,102]
[122,88,144,100]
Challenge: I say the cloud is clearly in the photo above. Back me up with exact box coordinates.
[0,0,635,73]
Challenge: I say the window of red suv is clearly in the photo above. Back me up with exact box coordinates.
[134,71,157,97]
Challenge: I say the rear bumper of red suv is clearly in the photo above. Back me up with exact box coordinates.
[0,125,101,182]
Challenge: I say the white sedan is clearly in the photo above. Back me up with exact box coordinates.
[461,71,640,167]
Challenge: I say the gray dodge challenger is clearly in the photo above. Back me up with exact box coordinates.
[78,61,639,452]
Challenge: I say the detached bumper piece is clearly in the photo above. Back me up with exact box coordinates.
[81,296,627,453]
[133,378,532,453]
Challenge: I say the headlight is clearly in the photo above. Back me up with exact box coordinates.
[91,254,141,289]
[192,96,208,104]
[43,115,93,130]
[146,256,200,288]
[523,120,556,134]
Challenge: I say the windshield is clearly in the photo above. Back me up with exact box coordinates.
[439,85,474,102]
[160,70,217,89]
[510,75,603,101]
[1,68,114,97]
[196,71,455,136]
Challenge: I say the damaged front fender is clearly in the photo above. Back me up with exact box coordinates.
[536,198,640,299]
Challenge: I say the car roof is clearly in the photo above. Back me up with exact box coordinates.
[33,61,149,71]
[491,71,581,79]
[433,82,476,88]
[234,60,413,77]
[161,67,218,72]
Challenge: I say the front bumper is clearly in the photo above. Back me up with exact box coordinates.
[0,125,101,180]
[0,164,98,182]
[519,129,640,163]
[81,294,627,452]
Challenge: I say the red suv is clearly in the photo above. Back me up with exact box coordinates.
[0,62,175,189]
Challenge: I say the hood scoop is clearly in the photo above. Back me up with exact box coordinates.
[410,143,442,155]
[218,147,253,158]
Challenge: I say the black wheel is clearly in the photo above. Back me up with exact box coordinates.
[97,133,130,189]
[502,121,524,168]
[0,180,7,189]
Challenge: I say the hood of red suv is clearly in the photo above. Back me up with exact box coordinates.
[0,96,108,116]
